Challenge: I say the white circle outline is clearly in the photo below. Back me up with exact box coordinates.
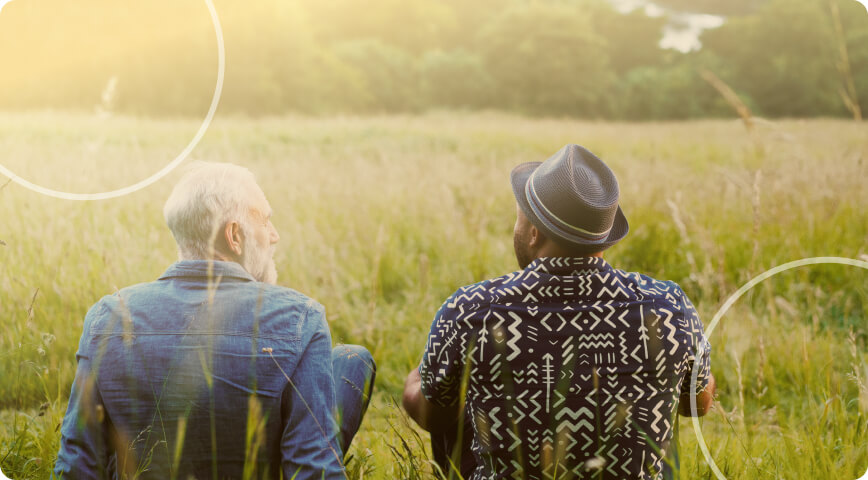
[0,0,225,201]
[689,256,868,479]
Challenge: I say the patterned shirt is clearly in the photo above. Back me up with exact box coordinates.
[420,257,712,480]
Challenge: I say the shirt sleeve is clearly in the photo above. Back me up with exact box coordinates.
[678,288,713,396]
[419,292,469,408]
[53,302,114,480]
[280,303,345,480]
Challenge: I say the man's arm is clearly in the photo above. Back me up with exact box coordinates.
[54,301,114,480]
[53,357,113,480]
[402,364,460,432]
[676,285,716,418]
[403,291,469,432]
[678,373,716,417]
[280,305,345,480]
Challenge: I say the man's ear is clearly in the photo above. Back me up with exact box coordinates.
[528,224,542,249]
[529,224,558,254]
[223,221,243,256]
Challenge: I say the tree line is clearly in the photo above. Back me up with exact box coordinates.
[0,0,865,120]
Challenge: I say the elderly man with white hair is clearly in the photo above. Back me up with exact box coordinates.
[53,163,375,480]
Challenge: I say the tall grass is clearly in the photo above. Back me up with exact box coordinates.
[0,112,866,478]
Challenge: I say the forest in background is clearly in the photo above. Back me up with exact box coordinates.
[0,0,866,120]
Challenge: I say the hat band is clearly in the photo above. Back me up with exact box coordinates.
[526,172,613,240]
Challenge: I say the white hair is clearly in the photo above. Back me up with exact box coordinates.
[163,162,258,260]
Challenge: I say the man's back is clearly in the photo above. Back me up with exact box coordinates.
[420,256,712,479]
[54,260,344,479]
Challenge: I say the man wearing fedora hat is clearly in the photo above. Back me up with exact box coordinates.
[403,144,716,479]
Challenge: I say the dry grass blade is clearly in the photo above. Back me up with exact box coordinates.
[26,288,40,320]
[828,0,862,121]
[0,178,11,192]
[700,69,754,133]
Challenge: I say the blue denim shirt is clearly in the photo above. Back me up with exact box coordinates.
[54,260,345,480]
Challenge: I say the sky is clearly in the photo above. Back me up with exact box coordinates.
[608,0,726,52]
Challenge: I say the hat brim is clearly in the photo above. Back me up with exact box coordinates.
[510,162,628,252]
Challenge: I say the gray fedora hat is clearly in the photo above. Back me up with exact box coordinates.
[511,144,628,252]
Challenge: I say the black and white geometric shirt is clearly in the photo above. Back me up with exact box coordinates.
[420,257,712,480]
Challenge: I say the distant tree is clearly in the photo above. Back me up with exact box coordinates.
[593,8,667,76]
[613,56,734,120]
[836,0,868,119]
[435,0,524,50]
[477,4,614,117]
[213,1,324,114]
[1,0,862,119]
[301,0,458,54]
[653,0,768,15]
[332,39,421,112]
[303,49,373,114]
[419,50,494,109]
[700,0,846,117]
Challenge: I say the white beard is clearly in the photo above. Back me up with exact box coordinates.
[263,258,278,284]
[241,232,278,284]
[253,255,278,285]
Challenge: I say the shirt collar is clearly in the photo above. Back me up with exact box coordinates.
[525,256,612,276]
[158,260,257,282]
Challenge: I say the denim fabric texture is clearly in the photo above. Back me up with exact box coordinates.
[53,260,361,480]
[331,344,377,455]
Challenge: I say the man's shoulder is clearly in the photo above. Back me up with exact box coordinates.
[86,279,324,335]
[107,278,320,307]
[241,283,327,339]
[246,282,323,311]
[613,267,686,296]
[443,268,528,308]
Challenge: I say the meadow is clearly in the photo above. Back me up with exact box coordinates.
[0,111,866,479]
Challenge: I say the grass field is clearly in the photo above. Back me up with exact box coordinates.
[0,111,866,479]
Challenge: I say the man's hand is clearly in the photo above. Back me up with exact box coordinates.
[402,365,459,432]
[678,373,716,417]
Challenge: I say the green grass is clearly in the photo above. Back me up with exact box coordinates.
[0,111,866,479]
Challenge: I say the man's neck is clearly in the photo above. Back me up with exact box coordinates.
[535,245,603,260]
[180,250,238,264]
